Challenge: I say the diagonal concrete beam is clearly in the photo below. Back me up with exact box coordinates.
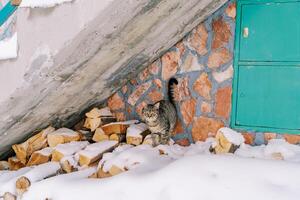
[0,0,227,158]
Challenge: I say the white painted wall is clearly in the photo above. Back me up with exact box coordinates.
[0,0,113,103]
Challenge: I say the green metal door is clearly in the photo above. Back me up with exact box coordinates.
[231,0,300,134]
[239,1,300,62]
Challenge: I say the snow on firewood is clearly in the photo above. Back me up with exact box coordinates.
[126,123,150,146]
[27,147,53,166]
[15,162,60,195]
[236,139,300,162]
[76,141,118,166]
[47,128,81,147]
[85,107,113,119]
[99,144,171,174]
[52,141,89,162]
[60,156,78,173]
[0,167,32,185]
[0,167,33,196]
[218,127,244,145]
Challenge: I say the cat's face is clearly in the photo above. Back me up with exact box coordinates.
[142,103,159,122]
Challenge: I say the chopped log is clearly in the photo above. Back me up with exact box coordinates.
[12,126,55,164]
[8,157,25,171]
[78,130,94,142]
[97,167,112,178]
[213,128,244,154]
[84,118,101,132]
[77,141,118,166]
[60,156,77,173]
[126,123,150,146]
[92,128,109,142]
[88,172,98,179]
[15,162,61,196]
[142,134,160,146]
[11,0,22,6]
[100,117,117,125]
[27,147,53,166]
[47,128,82,147]
[0,161,9,170]
[86,107,113,119]
[109,165,124,176]
[3,192,16,200]
[102,123,129,135]
[51,141,89,162]
[109,134,126,143]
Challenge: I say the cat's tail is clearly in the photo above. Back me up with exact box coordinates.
[168,78,178,105]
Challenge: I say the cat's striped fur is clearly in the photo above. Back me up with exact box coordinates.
[142,78,178,146]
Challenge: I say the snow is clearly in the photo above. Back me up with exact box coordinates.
[54,141,89,155]
[219,127,245,145]
[98,107,113,117]
[126,123,148,137]
[21,148,300,200]
[236,139,300,162]
[77,141,118,159]
[36,147,53,156]
[20,0,73,8]
[49,128,79,137]
[3,138,300,200]
[0,33,18,60]
[102,120,139,127]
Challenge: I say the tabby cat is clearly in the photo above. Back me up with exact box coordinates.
[142,78,178,146]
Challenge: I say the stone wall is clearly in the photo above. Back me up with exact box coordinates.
[105,0,300,146]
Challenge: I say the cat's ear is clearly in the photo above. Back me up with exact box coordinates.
[154,102,160,109]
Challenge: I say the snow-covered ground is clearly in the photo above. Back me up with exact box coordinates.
[1,138,300,200]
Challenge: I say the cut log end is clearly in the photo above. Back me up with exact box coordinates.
[3,192,16,200]
[16,176,31,196]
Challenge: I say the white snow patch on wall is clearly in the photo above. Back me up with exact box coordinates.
[0,33,18,60]
[20,0,73,8]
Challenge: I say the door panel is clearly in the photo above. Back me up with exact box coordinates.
[240,2,300,62]
[236,65,300,130]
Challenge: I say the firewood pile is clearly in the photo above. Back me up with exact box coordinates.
[0,107,159,199]
[0,106,252,200]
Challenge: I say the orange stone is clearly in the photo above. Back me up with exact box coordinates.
[176,40,186,57]
[207,48,232,69]
[283,134,300,144]
[162,51,179,80]
[215,87,232,119]
[212,18,232,49]
[226,2,236,19]
[153,79,162,88]
[264,133,277,142]
[128,81,151,106]
[193,73,212,100]
[139,68,150,81]
[148,89,163,103]
[189,24,208,56]
[149,60,160,75]
[242,132,255,145]
[136,101,147,118]
[201,102,212,113]
[181,98,197,126]
[108,93,125,111]
[114,112,126,121]
[175,138,190,147]
[173,120,184,135]
[174,77,191,102]
[192,117,224,141]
